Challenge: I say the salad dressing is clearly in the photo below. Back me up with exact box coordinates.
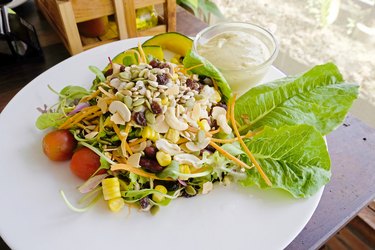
[197,31,271,95]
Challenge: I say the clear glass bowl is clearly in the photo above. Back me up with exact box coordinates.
[193,22,279,96]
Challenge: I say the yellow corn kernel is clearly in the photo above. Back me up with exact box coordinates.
[141,126,159,142]
[179,164,191,174]
[102,177,121,201]
[165,128,180,144]
[198,119,211,132]
[107,197,125,212]
[179,164,191,180]
[156,151,172,167]
[152,185,168,203]
[161,97,169,106]
[213,90,221,102]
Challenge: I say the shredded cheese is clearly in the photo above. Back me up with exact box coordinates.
[209,141,253,170]
[111,164,173,180]
[230,95,272,186]
[137,42,147,63]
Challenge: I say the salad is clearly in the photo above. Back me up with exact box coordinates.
[36,32,358,214]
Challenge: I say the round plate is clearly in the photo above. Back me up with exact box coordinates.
[0,37,323,250]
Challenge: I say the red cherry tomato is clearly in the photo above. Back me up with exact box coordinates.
[42,129,77,161]
[70,147,106,180]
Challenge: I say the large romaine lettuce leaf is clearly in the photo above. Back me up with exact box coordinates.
[241,125,330,198]
[183,49,232,101]
[234,63,358,135]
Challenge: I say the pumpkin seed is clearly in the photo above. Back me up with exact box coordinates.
[185,185,196,196]
[133,98,145,106]
[145,110,156,124]
[125,82,135,90]
[133,105,145,112]
[123,95,133,109]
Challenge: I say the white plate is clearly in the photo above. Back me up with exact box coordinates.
[6,0,28,8]
[0,37,323,250]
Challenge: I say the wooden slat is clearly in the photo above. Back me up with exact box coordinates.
[83,38,118,50]
[323,236,348,250]
[358,205,375,229]
[336,227,372,250]
[134,0,165,9]
[137,25,166,36]
[123,0,137,37]
[164,0,176,32]
[57,1,83,55]
[348,216,375,248]
[113,0,128,39]
[71,0,115,22]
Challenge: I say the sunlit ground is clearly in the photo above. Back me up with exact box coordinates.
[213,0,375,125]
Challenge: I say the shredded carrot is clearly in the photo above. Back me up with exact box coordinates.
[230,95,272,186]
[209,141,253,170]
[209,128,221,135]
[226,97,232,121]
[111,163,173,181]
[84,110,102,121]
[112,122,133,155]
[98,86,115,99]
[211,131,259,143]
[59,106,100,129]
[137,42,147,63]
[80,90,100,103]
[128,137,146,147]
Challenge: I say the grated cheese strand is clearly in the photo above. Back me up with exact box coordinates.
[209,141,253,170]
[230,95,272,186]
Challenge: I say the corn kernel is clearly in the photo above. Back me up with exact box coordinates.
[156,151,172,167]
[198,119,211,132]
[152,185,168,203]
[142,126,159,142]
[161,97,169,106]
[213,90,221,103]
[108,197,124,212]
[102,177,121,200]
[165,128,180,144]
[179,164,191,180]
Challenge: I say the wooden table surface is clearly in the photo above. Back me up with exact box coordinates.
[1,1,374,249]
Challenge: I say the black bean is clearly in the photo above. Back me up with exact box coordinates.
[144,146,157,159]
[186,78,200,91]
[151,101,162,114]
[133,111,147,126]
[139,157,163,173]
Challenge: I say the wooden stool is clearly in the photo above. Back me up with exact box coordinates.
[36,0,176,55]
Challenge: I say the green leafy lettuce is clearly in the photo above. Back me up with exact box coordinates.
[234,63,359,135]
[241,125,331,198]
[183,49,232,101]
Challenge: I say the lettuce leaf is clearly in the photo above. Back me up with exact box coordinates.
[35,112,67,130]
[234,63,358,135]
[183,49,232,101]
[240,125,330,198]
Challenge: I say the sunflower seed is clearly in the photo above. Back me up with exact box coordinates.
[125,82,135,90]
[148,80,158,88]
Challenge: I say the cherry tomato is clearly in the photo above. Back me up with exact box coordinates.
[42,129,77,161]
[70,147,106,180]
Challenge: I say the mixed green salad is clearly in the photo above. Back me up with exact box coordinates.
[36,32,358,214]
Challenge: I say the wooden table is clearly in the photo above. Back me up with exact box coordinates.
[1,1,374,249]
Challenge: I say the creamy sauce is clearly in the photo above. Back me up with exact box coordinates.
[197,31,271,95]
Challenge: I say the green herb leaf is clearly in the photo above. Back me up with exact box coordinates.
[235,63,358,135]
[240,125,331,198]
[35,112,67,130]
[183,49,232,101]
[157,160,180,179]
[60,86,91,102]
[89,65,106,82]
